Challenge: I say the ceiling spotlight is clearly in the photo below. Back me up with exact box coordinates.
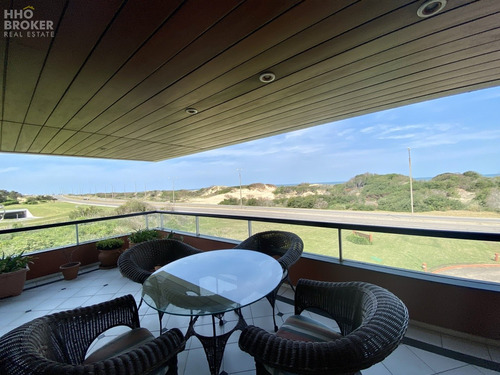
[417,0,447,18]
[185,108,198,115]
[259,72,276,83]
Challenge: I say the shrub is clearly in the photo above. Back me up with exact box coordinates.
[0,252,34,273]
[2,199,19,206]
[96,238,124,250]
[129,229,159,244]
[346,234,372,245]
[219,197,240,205]
[69,206,104,220]
[115,200,153,214]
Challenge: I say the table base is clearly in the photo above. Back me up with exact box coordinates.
[185,310,247,375]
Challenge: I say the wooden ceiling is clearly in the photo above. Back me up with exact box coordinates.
[1,0,500,161]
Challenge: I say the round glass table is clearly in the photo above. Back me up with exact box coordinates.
[142,249,283,375]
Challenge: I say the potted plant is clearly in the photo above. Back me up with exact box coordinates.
[96,238,124,269]
[60,247,80,280]
[128,229,160,247]
[0,252,34,298]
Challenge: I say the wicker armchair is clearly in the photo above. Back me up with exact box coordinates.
[0,294,185,375]
[118,239,201,284]
[234,230,304,331]
[239,279,409,375]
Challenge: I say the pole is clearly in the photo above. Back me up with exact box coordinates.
[408,147,414,214]
[237,169,243,208]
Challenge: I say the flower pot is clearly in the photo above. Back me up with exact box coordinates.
[60,262,81,280]
[0,267,28,298]
[98,249,122,269]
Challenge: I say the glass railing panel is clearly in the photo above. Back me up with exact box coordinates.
[160,214,197,233]
[77,216,141,243]
[197,217,248,241]
[250,222,340,258]
[0,225,77,256]
[144,213,161,230]
[341,230,500,283]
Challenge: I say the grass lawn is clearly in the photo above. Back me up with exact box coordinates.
[0,202,116,229]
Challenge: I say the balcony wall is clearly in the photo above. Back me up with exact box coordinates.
[288,256,500,341]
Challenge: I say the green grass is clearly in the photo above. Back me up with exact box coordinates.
[0,202,116,229]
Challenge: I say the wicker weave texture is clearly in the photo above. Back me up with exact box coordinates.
[234,230,304,271]
[239,279,409,375]
[0,294,185,375]
[118,239,202,284]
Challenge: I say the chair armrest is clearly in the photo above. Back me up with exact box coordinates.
[15,328,185,375]
[239,325,364,374]
[118,247,153,284]
[239,318,407,375]
[275,233,303,271]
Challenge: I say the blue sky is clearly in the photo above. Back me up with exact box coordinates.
[1,86,499,195]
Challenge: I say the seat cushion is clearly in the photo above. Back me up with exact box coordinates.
[84,327,168,374]
[276,314,342,342]
[264,314,342,375]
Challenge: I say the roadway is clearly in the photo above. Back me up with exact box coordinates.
[56,195,500,234]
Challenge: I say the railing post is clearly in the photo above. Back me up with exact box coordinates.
[338,228,342,262]
[248,220,252,237]
[75,223,80,245]
[196,216,200,237]
[160,213,164,229]
[145,215,149,229]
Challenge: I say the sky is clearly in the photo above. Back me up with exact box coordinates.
[1,86,499,195]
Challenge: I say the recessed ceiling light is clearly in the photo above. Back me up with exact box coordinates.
[259,72,276,83]
[417,0,447,18]
[185,108,198,115]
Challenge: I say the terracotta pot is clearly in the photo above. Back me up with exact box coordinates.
[98,249,122,269]
[60,262,81,280]
[0,267,28,298]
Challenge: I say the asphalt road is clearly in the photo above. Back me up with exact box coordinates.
[56,195,500,234]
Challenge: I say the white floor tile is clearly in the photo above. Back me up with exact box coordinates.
[222,342,255,373]
[474,365,500,374]
[438,365,486,374]
[408,346,466,373]
[406,324,443,347]
[361,362,393,375]
[442,335,492,360]
[382,345,434,375]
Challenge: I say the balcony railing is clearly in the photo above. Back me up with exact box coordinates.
[1,209,499,288]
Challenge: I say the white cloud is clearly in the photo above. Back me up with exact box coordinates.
[0,167,19,173]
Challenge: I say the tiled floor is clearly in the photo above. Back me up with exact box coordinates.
[1,266,499,375]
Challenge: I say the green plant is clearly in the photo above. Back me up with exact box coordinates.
[129,229,159,244]
[96,238,124,250]
[346,234,372,245]
[0,252,34,273]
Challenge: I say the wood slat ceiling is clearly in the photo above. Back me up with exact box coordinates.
[1,0,500,161]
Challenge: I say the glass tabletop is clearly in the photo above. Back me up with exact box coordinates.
[142,249,283,316]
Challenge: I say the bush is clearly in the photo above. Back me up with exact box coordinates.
[96,238,124,250]
[69,206,104,220]
[115,200,153,214]
[0,252,34,273]
[346,234,372,245]
[129,229,159,244]
[219,197,240,205]
[2,200,19,206]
